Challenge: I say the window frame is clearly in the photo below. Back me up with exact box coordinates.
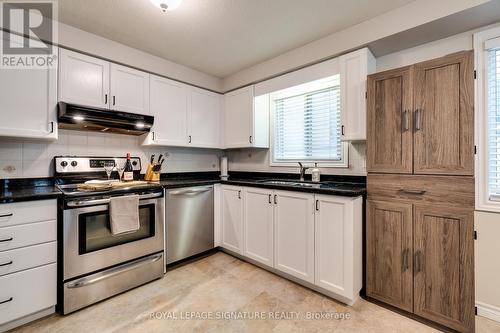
[268,75,348,168]
[474,24,500,213]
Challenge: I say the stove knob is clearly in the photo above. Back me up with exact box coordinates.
[71,161,78,167]
[132,161,138,166]
[60,161,68,167]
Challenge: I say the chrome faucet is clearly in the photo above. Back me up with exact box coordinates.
[298,162,309,181]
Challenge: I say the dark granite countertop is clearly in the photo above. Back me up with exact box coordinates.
[159,171,366,197]
[0,178,61,204]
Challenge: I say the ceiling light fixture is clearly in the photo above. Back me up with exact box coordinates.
[150,0,183,13]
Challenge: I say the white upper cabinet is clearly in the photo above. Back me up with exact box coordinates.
[224,86,269,148]
[314,195,362,303]
[243,187,274,267]
[110,64,150,115]
[0,33,57,140]
[189,87,221,148]
[59,50,150,115]
[273,190,315,283]
[59,48,109,109]
[339,47,375,141]
[146,75,188,146]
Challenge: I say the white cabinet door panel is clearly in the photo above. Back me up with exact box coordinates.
[110,64,149,115]
[189,88,221,148]
[224,86,254,147]
[221,186,244,254]
[274,190,314,283]
[149,75,188,146]
[59,48,109,109]
[243,187,274,267]
[0,33,57,140]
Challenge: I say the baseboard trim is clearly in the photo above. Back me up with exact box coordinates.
[476,301,500,323]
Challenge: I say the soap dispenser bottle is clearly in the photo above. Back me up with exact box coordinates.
[311,163,321,182]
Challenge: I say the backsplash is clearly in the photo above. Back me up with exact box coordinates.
[226,142,367,176]
[0,130,222,179]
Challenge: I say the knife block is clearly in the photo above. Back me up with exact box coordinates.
[144,164,160,182]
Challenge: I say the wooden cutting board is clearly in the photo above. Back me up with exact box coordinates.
[77,180,151,190]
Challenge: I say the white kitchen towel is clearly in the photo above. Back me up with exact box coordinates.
[109,195,140,235]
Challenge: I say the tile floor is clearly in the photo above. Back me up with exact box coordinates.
[11,252,500,333]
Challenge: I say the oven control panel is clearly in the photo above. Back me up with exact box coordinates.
[55,156,142,173]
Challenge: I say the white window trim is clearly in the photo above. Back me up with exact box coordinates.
[474,24,500,213]
[268,78,349,168]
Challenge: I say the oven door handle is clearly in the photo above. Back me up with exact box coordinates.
[66,253,163,288]
[66,192,163,207]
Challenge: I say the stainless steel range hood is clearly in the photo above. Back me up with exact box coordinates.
[57,102,154,136]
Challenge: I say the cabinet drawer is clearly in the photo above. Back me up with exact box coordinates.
[0,242,56,276]
[0,264,56,325]
[0,221,56,252]
[367,174,474,208]
[0,200,57,228]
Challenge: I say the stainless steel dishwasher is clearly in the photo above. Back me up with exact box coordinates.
[165,185,214,264]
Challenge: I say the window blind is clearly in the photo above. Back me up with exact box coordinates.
[272,75,342,162]
[488,48,500,195]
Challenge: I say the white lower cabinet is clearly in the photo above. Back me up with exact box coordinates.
[0,200,57,330]
[219,185,363,305]
[314,194,362,301]
[273,190,315,283]
[221,186,244,254]
[243,187,274,267]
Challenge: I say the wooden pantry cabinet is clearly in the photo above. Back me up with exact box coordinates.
[366,51,475,333]
[367,51,474,176]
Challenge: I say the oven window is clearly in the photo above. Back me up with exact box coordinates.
[79,204,156,254]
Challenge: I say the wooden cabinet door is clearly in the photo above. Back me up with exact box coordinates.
[413,51,474,175]
[413,204,474,333]
[243,187,274,267]
[367,67,413,173]
[189,88,222,148]
[366,200,413,312]
[110,64,150,115]
[59,48,109,109]
[224,86,254,148]
[149,75,188,146]
[221,186,244,254]
[274,190,315,283]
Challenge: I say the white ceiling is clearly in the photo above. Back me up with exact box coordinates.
[58,0,415,78]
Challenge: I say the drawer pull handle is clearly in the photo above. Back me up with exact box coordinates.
[0,213,13,218]
[0,261,12,267]
[0,237,13,243]
[400,189,426,195]
[0,297,13,305]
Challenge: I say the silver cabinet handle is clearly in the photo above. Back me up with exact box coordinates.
[0,237,13,243]
[315,200,320,211]
[0,213,13,218]
[415,109,422,130]
[414,251,423,273]
[112,95,116,106]
[249,136,253,144]
[238,190,241,199]
[341,125,345,136]
[268,194,272,204]
[402,110,409,131]
[67,253,162,288]
[274,195,278,205]
[104,94,108,105]
[0,260,13,267]
[402,248,409,272]
[49,121,55,133]
[0,297,13,305]
[188,135,192,144]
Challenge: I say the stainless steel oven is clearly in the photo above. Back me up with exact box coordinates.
[60,189,165,314]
